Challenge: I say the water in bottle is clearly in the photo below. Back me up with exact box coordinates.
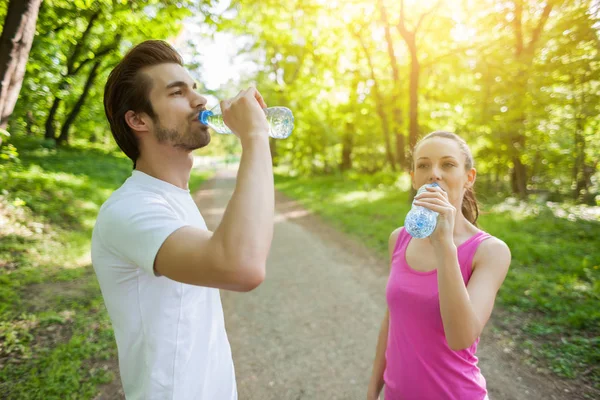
[404,182,440,238]
[199,104,294,139]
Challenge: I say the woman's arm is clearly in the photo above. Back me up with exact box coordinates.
[367,310,389,399]
[436,238,511,350]
[367,228,400,399]
[414,186,511,350]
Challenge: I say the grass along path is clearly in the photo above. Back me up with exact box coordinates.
[1,145,597,396]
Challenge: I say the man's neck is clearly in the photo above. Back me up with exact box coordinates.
[135,145,194,190]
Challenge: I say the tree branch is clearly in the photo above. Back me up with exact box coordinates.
[399,0,407,35]
[513,0,524,56]
[415,0,441,34]
[66,10,100,75]
[377,0,402,85]
[71,34,121,76]
[527,1,554,53]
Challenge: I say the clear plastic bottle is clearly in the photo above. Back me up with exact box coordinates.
[404,182,440,238]
[199,104,294,139]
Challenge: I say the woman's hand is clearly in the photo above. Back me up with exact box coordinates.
[367,391,380,400]
[413,185,456,247]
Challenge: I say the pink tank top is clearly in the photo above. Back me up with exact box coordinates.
[384,228,491,400]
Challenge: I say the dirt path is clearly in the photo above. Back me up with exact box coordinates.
[196,170,587,400]
[97,169,589,399]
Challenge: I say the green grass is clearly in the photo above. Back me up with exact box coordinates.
[274,172,600,390]
[2,141,597,393]
[0,137,213,399]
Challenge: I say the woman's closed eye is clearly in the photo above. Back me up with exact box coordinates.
[171,90,183,96]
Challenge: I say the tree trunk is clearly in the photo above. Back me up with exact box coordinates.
[507,1,554,199]
[353,30,396,170]
[396,0,436,165]
[340,127,353,171]
[511,153,527,198]
[396,133,405,168]
[0,0,43,130]
[573,115,586,200]
[44,10,100,141]
[45,96,61,140]
[378,0,403,168]
[407,45,420,151]
[509,68,529,199]
[57,61,102,145]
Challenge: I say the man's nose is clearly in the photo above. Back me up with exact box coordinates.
[191,92,207,109]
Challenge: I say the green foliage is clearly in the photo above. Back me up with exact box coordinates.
[208,0,600,201]
[4,0,598,201]
[0,129,19,162]
[274,173,600,389]
[7,0,200,146]
[2,136,131,229]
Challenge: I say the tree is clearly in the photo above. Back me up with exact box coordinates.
[0,0,42,142]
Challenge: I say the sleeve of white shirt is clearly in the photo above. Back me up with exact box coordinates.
[96,194,187,276]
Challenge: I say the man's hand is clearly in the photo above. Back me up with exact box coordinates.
[220,87,270,142]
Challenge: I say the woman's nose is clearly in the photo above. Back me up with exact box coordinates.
[430,167,442,182]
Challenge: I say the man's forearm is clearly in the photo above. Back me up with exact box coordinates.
[214,136,274,273]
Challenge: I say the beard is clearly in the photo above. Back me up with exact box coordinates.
[154,118,211,151]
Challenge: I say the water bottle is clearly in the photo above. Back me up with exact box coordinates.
[404,183,440,238]
[199,104,294,139]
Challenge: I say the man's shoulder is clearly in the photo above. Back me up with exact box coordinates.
[102,184,168,213]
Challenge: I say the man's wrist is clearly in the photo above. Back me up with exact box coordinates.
[240,131,270,147]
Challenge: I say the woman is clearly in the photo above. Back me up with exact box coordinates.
[367,131,511,400]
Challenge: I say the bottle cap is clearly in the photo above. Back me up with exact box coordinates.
[199,110,213,125]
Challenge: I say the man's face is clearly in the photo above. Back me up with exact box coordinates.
[143,63,210,150]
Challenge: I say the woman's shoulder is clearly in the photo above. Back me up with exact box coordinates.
[472,233,511,273]
[472,227,509,252]
[478,235,511,257]
[390,226,404,240]
[389,226,406,248]
[388,227,405,259]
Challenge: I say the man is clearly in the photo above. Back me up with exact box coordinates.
[91,40,274,399]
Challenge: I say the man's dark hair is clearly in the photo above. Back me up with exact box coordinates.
[104,40,183,166]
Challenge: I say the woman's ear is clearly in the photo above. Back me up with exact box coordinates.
[125,110,150,134]
[465,168,477,188]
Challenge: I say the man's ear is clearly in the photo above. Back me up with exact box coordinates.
[125,110,150,134]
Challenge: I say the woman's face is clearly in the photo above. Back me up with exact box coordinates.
[411,137,476,206]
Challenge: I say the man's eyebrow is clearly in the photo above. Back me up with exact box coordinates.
[165,81,197,90]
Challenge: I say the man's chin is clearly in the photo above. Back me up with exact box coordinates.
[191,130,211,150]
[198,132,211,148]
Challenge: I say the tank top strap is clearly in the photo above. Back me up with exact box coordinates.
[459,230,493,279]
[392,227,412,256]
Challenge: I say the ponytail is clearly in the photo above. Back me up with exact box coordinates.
[462,186,479,226]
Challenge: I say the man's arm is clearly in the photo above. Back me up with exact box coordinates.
[155,88,274,292]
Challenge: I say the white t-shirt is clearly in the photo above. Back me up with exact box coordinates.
[91,170,237,400]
